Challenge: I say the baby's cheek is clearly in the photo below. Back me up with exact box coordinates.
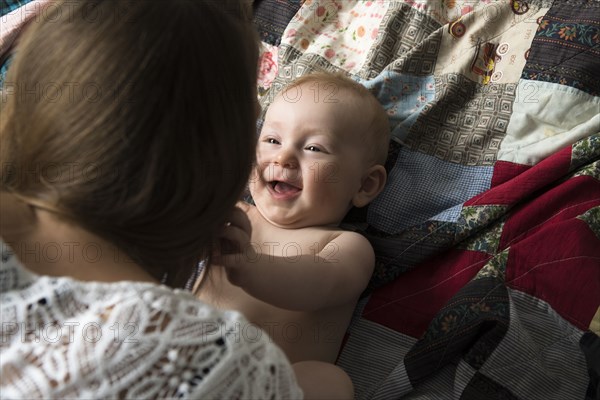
[248,169,260,191]
[256,143,277,158]
[306,161,336,186]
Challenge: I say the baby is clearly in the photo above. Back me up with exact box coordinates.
[197,71,390,398]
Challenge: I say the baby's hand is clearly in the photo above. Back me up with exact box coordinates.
[213,206,255,285]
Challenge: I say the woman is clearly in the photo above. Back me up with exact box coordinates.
[0,1,302,398]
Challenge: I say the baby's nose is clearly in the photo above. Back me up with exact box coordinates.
[275,148,298,168]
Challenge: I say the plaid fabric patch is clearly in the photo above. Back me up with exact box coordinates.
[367,148,494,234]
[0,56,11,87]
[1,0,36,88]
[1,0,33,16]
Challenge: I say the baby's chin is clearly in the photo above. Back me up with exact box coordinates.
[249,187,344,228]
[260,212,310,230]
[261,210,341,230]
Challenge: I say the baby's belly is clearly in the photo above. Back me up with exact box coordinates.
[196,270,354,364]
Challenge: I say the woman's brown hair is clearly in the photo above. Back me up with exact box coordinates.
[0,0,259,287]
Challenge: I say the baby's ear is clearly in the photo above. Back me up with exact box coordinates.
[352,165,387,208]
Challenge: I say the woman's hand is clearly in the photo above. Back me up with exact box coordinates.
[213,206,255,285]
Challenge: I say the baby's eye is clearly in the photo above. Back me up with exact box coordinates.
[265,138,280,145]
[306,145,321,152]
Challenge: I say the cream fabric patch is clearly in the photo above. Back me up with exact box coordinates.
[499,80,600,165]
[434,2,548,84]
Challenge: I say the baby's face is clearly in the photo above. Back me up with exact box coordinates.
[250,84,371,228]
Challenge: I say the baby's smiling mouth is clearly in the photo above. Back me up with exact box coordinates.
[269,181,302,195]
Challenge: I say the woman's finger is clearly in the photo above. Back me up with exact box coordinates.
[226,206,252,237]
[219,224,250,253]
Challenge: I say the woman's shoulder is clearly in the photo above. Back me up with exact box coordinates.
[0,239,302,399]
[1,237,38,291]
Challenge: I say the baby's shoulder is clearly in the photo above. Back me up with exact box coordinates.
[293,229,372,267]
[294,226,364,253]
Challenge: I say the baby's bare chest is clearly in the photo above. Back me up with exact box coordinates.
[242,204,343,261]
[249,225,339,261]
[247,220,339,261]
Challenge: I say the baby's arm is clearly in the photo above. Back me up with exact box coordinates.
[216,208,375,311]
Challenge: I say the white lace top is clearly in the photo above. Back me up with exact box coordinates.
[0,240,303,399]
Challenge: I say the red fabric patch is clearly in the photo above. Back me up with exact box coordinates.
[362,249,490,338]
[501,175,600,330]
[466,146,572,207]
[505,219,600,330]
[490,160,531,188]
[499,176,600,250]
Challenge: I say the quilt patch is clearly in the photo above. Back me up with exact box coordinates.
[360,1,441,77]
[522,0,600,96]
[367,147,494,233]
[357,70,436,143]
[406,74,515,165]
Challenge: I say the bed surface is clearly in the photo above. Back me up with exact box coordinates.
[254,0,599,398]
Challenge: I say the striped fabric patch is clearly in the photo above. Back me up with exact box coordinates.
[479,289,589,400]
[337,314,417,400]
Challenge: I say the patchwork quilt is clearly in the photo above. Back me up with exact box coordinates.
[254,0,600,399]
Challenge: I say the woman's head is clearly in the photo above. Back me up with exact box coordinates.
[0,0,259,287]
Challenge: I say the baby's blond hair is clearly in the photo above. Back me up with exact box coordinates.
[282,72,390,165]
